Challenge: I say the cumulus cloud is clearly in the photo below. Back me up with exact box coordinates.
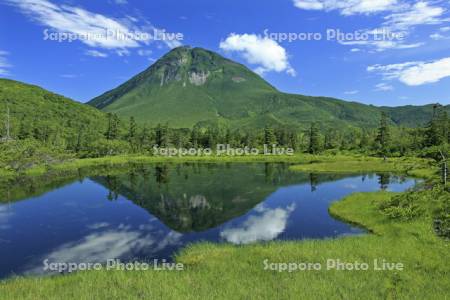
[0,51,11,76]
[293,0,399,15]
[368,57,450,86]
[220,204,295,244]
[219,33,296,76]
[5,0,181,51]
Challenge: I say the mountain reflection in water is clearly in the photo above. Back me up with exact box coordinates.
[0,163,418,278]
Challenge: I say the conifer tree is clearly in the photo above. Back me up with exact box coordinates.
[264,126,277,147]
[308,122,321,154]
[155,123,169,147]
[105,113,120,140]
[376,112,391,156]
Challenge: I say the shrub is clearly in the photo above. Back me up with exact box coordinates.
[378,192,423,221]
[81,139,131,158]
[0,139,68,171]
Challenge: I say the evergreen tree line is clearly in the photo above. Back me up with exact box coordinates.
[1,106,449,160]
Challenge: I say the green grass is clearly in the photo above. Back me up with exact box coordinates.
[0,168,14,177]
[1,191,448,299]
[2,153,357,178]
[289,157,435,177]
[34,154,433,176]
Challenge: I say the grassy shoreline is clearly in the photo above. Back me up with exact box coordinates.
[2,154,432,205]
[1,153,435,178]
[289,159,437,178]
[0,155,448,299]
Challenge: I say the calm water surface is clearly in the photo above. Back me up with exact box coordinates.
[0,163,418,278]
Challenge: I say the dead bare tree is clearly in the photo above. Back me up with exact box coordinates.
[439,150,447,186]
[5,103,10,141]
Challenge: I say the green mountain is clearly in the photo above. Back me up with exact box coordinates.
[381,104,448,127]
[0,78,107,142]
[88,46,448,129]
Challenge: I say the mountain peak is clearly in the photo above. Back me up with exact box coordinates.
[154,45,248,84]
[88,46,277,118]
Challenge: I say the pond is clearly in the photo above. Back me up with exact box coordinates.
[0,163,418,278]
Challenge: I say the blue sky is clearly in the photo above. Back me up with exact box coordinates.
[0,0,449,106]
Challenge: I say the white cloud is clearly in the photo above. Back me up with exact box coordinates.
[137,49,153,56]
[116,49,131,56]
[151,28,183,49]
[114,0,128,4]
[368,57,450,86]
[375,82,394,91]
[383,2,446,30]
[294,1,449,52]
[440,26,450,32]
[0,205,13,230]
[85,50,108,58]
[24,225,182,275]
[344,90,359,95]
[368,61,420,74]
[338,26,426,52]
[219,33,296,76]
[293,0,399,15]
[5,0,181,51]
[350,48,361,52]
[87,222,110,229]
[0,51,11,76]
[220,204,295,244]
[6,0,139,49]
[293,0,325,10]
[52,228,153,263]
[293,0,447,24]
[340,35,424,52]
[430,33,449,40]
[60,74,78,78]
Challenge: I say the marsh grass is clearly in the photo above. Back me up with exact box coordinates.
[289,158,436,177]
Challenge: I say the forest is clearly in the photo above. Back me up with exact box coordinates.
[0,103,448,172]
